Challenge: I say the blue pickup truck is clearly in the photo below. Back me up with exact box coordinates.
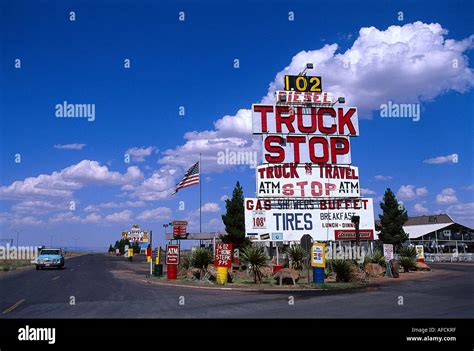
[35,248,65,270]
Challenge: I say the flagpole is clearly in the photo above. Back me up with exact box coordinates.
[199,153,202,234]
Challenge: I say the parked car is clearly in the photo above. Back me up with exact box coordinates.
[35,248,65,270]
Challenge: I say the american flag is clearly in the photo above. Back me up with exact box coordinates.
[172,161,200,194]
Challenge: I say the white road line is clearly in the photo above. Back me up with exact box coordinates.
[2,299,25,314]
[52,276,60,281]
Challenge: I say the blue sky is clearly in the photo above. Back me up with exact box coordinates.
[1,0,473,249]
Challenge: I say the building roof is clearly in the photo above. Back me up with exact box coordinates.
[404,214,454,226]
[403,223,453,239]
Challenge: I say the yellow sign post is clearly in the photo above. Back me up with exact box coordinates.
[310,243,326,284]
[310,243,326,268]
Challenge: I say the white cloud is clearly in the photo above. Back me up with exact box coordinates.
[436,188,458,204]
[262,22,474,117]
[397,185,428,201]
[220,195,229,201]
[125,146,155,162]
[11,200,70,215]
[104,210,132,223]
[54,143,86,150]
[0,160,143,200]
[200,202,221,213]
[203,217,224,232]
[84,200,145,212]
[158,109,261,173]
[446,202,474,227]
[414,203,429,214]
[464,185,474,191]
[82,213,102,223]
[361,188,376,195]
[49,212,103,224]
[49,212,82,224]
[374,175,393,181]
[423,154,457,164]
[0,212,44,226]
[123,167,177,201]
[416,187,428,197]
[136,207,172,222]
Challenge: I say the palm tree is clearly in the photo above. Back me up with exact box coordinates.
[240,244,268,284]
[285,244,305,270]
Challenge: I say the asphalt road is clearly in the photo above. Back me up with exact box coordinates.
[0,254,473,318]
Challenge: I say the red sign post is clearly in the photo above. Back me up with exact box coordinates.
[166,244,180,265]
[214,243,233,268]
[166,244,179,280]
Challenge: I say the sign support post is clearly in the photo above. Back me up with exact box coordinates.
[149,230,153,276]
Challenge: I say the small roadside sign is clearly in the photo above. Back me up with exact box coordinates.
[310,243,326,268]
[166,244,179,265]
[214,243,232,268]
[383,244,394,260]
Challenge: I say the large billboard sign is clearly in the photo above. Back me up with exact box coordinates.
[252,104,359,136]
[244,197,375,242]
[262,135,351,164]
[256,164,360,198]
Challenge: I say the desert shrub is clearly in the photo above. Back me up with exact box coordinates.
[332,259,354,282]
[399,256,416,272]
[285,244,306,270]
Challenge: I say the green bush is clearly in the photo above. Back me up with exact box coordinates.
[285,244,306,270]
[191,248,213,277]
[240,245,268,284]
[364,250,386,266]
[332,259,354,282]
[399,256,416,272]
[180,252,192,270]
[399,246,417,259]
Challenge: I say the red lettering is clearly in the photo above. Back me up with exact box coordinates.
[338,107,357,135]
[318,108,337,134]
[276,106,295,133]
[311,181,323,196]
[309,137,329,163]
[264,136,285,163]
[253,105,273,133]
[297,107,317,133]
[282,184,294,196]
[296,181,307,196]
[325,182,336,195]
[286,136,306,163]
[330,137,350,163]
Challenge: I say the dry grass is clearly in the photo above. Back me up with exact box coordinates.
[0,259,33,271]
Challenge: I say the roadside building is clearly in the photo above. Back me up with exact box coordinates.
[402,214,473,254]
[377,214,473,255]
